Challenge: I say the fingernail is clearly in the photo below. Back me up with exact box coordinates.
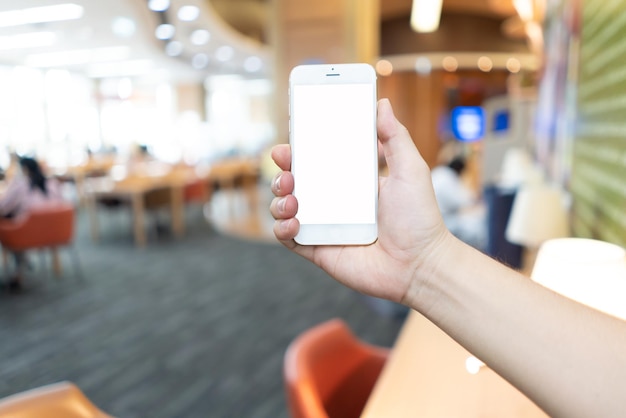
[278,197,286,213]
[273,174,281,193]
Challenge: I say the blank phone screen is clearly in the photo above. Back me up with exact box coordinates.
[292,83,376,225]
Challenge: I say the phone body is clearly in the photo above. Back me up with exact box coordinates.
[289,63,378,245]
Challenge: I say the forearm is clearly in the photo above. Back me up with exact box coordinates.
[407,235,626,417]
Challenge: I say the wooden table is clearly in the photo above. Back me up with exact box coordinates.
[51,156,116,204]
[361,310,549,418]
[83,164,198,247]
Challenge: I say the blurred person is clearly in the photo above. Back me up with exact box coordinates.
[431,153,486,249]
[269,98,626,418]
[0,156,66,290]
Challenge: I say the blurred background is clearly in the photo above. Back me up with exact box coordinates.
[0,0,624,417]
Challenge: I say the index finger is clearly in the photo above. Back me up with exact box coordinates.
[271,144,291,171]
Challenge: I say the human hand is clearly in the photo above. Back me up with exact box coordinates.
[270,98,452,305]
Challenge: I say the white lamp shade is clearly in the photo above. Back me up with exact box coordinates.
[499,148,534,189]
[532,238,626,320]
[506,185,569,247]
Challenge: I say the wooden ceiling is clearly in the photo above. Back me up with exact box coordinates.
[209,0,520,44]
[380,0,517,21]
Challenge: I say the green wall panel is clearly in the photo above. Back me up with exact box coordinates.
[572,0,626,247]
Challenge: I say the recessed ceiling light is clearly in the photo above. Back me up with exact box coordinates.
[112,17,136,38]
[244,56,262,72]
[148,0,170,12]
[506,57,521,73]
[414,57,431,75]
[477,56,493,72]
[442,56,458,72]
[190,29,210,46]
[0,3,84,28]
[192,53,209,69]
[178,5,200,22]
[166,41,183,56]
[215,46,234,62]
[375,59,393,76]
[155,24,175,40]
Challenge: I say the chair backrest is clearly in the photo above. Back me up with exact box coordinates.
[283,319,389,418]
[0,381,113,418]
[183,178,210,203]
[0,203,75,251]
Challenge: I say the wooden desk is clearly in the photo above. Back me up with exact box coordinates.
[83,165,197,247]
[51,156,116,204]
[361,310,549,418]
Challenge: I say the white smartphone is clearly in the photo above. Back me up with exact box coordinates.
[289,63,378,245]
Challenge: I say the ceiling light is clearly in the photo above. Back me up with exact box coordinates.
[190,29,210,46]
[513,0,534,22]
[112,17,136,38]
[442,56,458,72]
[411,0,443,33]
[0,3,84,28]
[148,0,170,12]
[477,56,493,72]
[506,57,522,73]
[414,57,431,75]
[165,41,183,56]
[178,5,200,22]
[155,24,175,40]
[25,46,131,67]
[244,56,263,72]
[375,60,393,76]
[0,32,57,50]
[215,46,234,62]
[192,53,209,69]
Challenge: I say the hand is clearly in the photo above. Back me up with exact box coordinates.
[270,98,452,305]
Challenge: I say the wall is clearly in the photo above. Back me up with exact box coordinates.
[569,0,626,247]
[378,69,510,169]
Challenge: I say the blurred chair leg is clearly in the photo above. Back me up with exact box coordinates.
[69,246,84,280]
[51,248,62,278]
[2,248,9,278]
[38,250,50,279]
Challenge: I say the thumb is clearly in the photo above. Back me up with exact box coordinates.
[377,98,427,179]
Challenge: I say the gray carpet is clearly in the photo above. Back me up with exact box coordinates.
[0,203,405,417]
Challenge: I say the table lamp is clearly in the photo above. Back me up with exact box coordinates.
[505,184,569,248]
[531,238,626,320]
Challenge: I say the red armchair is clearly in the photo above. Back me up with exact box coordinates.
[283,319,389,418]
[0,203,82,281]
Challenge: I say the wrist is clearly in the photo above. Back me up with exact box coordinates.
[401,228,462,313]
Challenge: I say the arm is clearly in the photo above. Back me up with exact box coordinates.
[417,238,626,418]
[270,98,626,418]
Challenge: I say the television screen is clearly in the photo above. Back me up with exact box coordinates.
[451,106,485,142]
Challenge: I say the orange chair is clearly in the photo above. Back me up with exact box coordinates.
[283,319,389,418]
[0,203,82,280]
[0,381,113,418]
[183,178,211,205]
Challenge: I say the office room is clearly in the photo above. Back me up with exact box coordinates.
[0,0,624,417]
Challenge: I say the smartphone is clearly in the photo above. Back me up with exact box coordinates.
[289,63,378,245]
